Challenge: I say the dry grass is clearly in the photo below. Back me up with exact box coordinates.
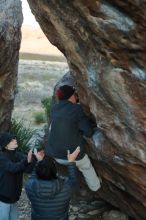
[13,58,68,127]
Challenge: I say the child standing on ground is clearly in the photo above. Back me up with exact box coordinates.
[0,132,33,220]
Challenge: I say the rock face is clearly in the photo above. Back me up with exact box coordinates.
[27,0,146,219]
[0,0,23,131]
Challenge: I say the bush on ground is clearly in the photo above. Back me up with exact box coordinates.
[41,96,52,119]
[33,111,46,124]
[10,118,35,154]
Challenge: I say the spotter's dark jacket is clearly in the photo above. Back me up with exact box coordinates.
[25,162,77,220]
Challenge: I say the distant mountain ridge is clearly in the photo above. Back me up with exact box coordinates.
[20,25,63,56]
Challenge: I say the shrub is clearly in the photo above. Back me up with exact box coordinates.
[41,96,52,119]
[10,118,35,154]
[33,111,46,124]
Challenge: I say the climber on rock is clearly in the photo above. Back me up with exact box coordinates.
[46,84,101,191]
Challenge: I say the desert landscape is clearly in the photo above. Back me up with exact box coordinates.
[20,25,64,57]
[13,25,68,128]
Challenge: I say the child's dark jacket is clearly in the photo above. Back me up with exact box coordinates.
[0,149,29,203]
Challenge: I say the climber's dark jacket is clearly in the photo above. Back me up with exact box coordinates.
[46,100,94,160]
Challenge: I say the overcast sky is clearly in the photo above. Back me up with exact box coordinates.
[21,0,38,26]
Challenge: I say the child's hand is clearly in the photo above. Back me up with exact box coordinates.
[67,146,80,162]
[27,149,33,163]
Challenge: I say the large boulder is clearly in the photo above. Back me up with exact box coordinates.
[0,0,23,131]
[27,0,146,219]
